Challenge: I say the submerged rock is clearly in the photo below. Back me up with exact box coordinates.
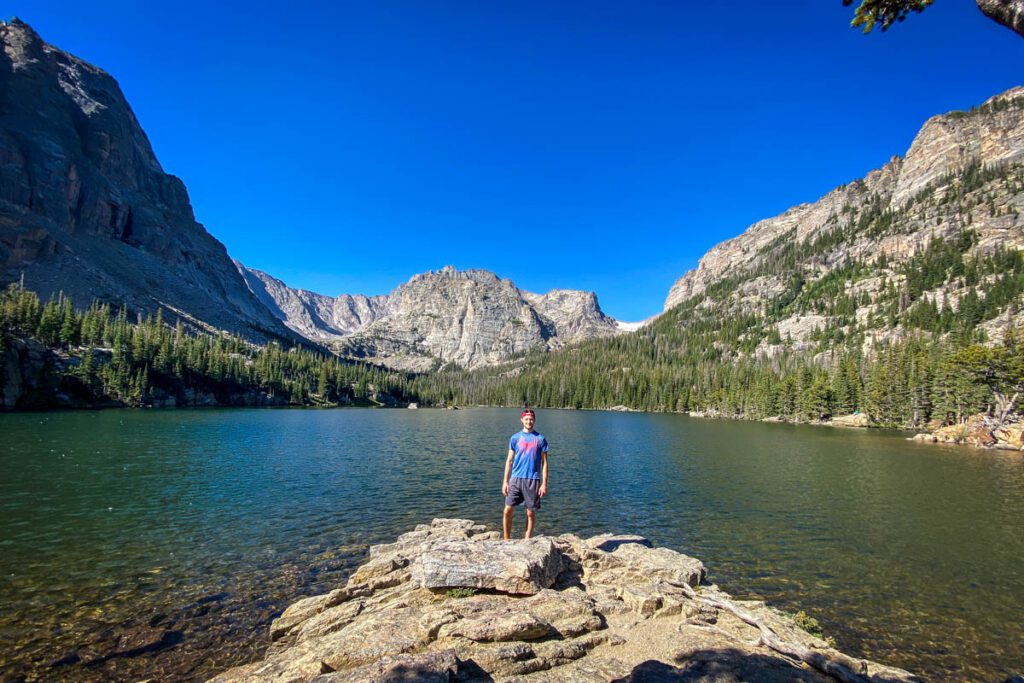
[210,519,921,683]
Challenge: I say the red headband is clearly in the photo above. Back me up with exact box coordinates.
[520,409,535,417]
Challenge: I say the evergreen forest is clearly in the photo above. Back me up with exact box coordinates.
[2,276,1022,431]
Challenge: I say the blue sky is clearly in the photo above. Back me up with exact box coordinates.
[12,1,1024,321]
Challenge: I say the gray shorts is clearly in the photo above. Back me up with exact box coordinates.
[505,477,542,510]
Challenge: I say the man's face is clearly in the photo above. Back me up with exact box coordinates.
[521,413,535,431]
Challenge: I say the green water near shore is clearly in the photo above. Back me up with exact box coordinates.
[1,408,1022,681]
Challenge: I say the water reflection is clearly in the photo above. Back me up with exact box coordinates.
[1,408,1022,681]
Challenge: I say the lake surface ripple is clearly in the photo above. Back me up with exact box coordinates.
[1,408,1022,681]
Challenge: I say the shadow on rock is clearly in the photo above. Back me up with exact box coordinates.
[591,536,653,553]
[454,658,497,682]
[615,649,821,682]
[552,553,585,590]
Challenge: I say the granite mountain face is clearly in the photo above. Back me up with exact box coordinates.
[662,87,1024,352]
[239,265,624,371]
[0,20,294,340]
[3,19,1022,376]
[0,20,624,367]
[238,264,388,340]
[433,89,1024,417]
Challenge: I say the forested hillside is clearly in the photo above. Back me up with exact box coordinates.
[4,92,1023,432]
[0,285,416,409]
[404,94,1024,430]
[408,290,1024,430]
[3,277,1022,433]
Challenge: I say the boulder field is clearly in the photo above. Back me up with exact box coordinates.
[210,519,918,683]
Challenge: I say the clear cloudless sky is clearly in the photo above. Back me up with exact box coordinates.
[10,1,1024,321]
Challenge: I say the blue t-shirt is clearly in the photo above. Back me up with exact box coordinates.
[509,430,549,480]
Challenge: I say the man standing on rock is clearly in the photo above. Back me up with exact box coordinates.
[502,408,549,539]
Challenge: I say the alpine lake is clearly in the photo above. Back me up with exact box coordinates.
[1,407,1022,682]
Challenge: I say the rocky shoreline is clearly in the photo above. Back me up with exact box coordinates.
[7,337,1021,453]
[211,519,920,683]
[908,413,1024,450]
[815,411,1024,452]
[688,408,1024,452]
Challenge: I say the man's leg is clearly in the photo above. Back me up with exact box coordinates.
[503,505,514,540]
[524,509,535,538]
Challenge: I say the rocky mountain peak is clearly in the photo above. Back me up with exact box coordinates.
[2,18,46,67]
[408,266,501,286]
[0,21,293,341]
[665,87,1024,314]
[984,85,1024,106]
[237,264,388,340]
[892,87,1024,207]
[242,264,623,371]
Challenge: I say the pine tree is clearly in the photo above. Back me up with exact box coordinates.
[37,298,61,346]
[59,297,80,346]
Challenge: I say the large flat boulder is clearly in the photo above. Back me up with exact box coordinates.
[607,542,707,587]
[411,537,563,595]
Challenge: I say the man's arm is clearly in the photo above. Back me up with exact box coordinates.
[502,449,514,496]
[539,451,549,497]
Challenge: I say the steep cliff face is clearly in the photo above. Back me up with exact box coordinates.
[0,20,293,340]
[663,157,901,310]
[238,265,387,339]
[241,265,622,371]
[664,87,1024,348]
[891,91,1024,207]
